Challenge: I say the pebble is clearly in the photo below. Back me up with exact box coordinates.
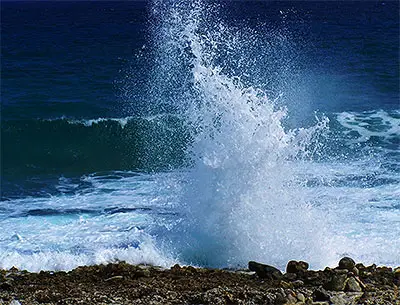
[104,275,123,281]
[296,292,305,302]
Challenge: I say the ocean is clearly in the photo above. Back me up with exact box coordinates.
[1,0,399,272]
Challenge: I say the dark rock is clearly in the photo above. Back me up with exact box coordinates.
[394,267,400,280]
[304,270,330,286]
[171,264,181,272]
[292,280,304,288]
[248,261,282,280]
[313,287,330,301]
[0,280,13,290]
[325,273,347,291]
[286,260,309,274]
[283,272,297,281]
[9,267,18,273]
[338,257,355,270]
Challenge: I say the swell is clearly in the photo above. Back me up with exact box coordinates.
[1,116,190,179]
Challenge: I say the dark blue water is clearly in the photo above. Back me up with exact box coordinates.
[0,1,399,271]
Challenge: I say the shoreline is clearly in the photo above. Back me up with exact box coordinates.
[0,258,399,304]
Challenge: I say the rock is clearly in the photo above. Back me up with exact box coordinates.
[325,273,347,291]
[9,267,18,273]
[313,287,330,301]
[104,275,123,282]
[292,280,304,288]
[248,261,283,280]
[279,281,292,289]
[171,264,181,271]
[9,301,21,305]
[286,261,309,274]
[345,277,362,292]
[338,257,355,270]
[283,272,297,281]
[296,293,305,302]
[351,267,359,276]
[273,290,287,305]
[286,293,297,304]
[0,280,13,290]
[330,294,346,305]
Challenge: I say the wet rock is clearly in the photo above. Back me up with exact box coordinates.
[286,260,309,274]
[313,287,330,301]
[345,277,362,292]
[338,257,355,270]
[248,261,283,280]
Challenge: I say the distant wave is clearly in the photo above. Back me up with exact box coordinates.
[2,115,190,178]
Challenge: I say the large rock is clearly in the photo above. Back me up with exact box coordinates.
[286,260,309,274]
[345,277,363,292]
[313,287,330,301]
[338,257,355,270]
[248,261,282,280]
[325,272,347,291]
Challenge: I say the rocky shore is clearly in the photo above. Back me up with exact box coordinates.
[0,258,399,304]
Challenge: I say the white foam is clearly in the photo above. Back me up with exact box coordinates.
[0,243,176,272]
[0,172,179,272]
[337,110,400,144]
[67,117,133,128]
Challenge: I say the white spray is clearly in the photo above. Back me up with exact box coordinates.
[152,1,335,269]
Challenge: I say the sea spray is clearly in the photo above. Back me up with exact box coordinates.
[151,0,335,269]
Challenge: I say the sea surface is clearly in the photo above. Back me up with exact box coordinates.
[1,0,399,271]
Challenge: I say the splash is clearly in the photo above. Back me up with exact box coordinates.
[151,1,335,269]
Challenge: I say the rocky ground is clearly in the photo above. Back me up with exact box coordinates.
[0,257,399,304]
